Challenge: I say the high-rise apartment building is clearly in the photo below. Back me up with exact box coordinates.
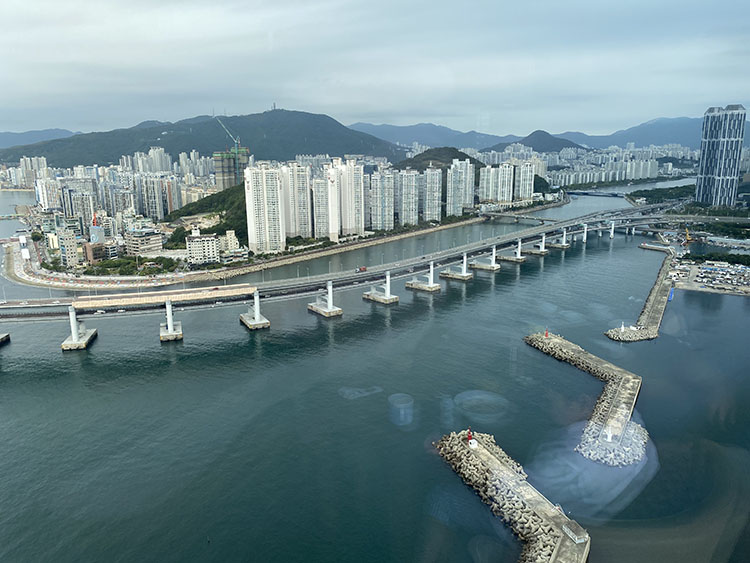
[514,161,534,201]
[244,162,286,254]
[370,170,395,231]
[422,167,442,222]
[446,159,475,217]
[398,169,419,226]
[280,162,312,238]
[339,159,365,236]
[695,104,746,206]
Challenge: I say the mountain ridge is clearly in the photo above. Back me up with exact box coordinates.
[0,128,78,149]
[0,110,404,167]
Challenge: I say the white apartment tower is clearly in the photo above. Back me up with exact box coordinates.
[423,167,442,222]
[398,169,419,226]
[370,170,395,231]
[244,162,286,254]
[280,162,312,238]
[514,161,534,201]
[696,104,746,206]
[338,159,365,236]
[446,159,475,216]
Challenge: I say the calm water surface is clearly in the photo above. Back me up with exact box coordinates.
[0,192,747,562]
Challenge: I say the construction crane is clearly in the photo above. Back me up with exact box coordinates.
[685,227,695,243]
[215,116,241,186]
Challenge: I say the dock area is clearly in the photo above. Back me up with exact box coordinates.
[524,333,648,466]
[436,429,590,563]
[605,251,674,342]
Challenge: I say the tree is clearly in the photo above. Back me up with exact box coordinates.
[31,231,44,241]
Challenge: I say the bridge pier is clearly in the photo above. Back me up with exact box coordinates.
[364,270,399,304]
[241,290,271,330]
[469,244,501,271]
[522,233,549,256]
[160,299,183,341]
[610,221,615,239]
[497,239,526,263]
[308,280,343,317]
[62,306,97,350]
[582,223,588,243]
[406,261,441,292]
[440,252,473,280]
[548,228,571,250]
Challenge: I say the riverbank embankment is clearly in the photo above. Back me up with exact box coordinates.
[3,217,489,291]
[524,332,648,466]
[605,248,675,342]
[435,429,590,563]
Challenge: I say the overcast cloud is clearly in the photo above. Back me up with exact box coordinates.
[3,0,749,135]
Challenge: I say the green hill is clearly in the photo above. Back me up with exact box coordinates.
[165,183,248,246]
[0,109,405,167]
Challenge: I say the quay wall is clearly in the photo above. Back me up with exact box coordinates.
[605,250,674,342]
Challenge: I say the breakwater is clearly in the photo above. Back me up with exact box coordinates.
[605,250,674,341]
[524,333,648,466]
[435,430,590,563]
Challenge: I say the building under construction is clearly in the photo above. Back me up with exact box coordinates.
[213,146,252,190]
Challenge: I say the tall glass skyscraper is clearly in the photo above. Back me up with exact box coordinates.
[695,104,746,206]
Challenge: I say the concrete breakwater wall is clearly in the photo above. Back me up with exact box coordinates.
[435,430,590,563]
[605,250,674,342]
[524,333,648,467]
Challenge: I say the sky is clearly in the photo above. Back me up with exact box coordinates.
[3,0,749,136]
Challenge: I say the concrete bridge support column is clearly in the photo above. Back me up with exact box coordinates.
[406,261,441,292]
[241,289,270,330]
[491,245,497,267]
[364,270,399,304]
[309,280,343,317]
[62,305,97,350]
[582,223,588,243]
[540,233,546,252]
[429,261,435,285]
[462,253,468,276]
[160,299,183,341]
[562,229,567,245]
[516,239,522,258]
[610,221,615,239]
[385,270,391,298]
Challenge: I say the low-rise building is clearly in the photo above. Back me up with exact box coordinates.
[124,228,163,255]
[186,228,220,265]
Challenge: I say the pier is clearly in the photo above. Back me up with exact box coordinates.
[525,333,648,466]
[605,250,674,342]
[469,245,501,271]
[435,429,590,563]
[159,299,183,342]
[61,306,97,350]
[363,271,399,304]
[405,261,441,292]
[240,290,271,330]
[308,280,343,317]
[439,252,473,281]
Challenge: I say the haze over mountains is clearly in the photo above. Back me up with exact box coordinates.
[0,110,404,168]
[0,129,78,149]
[352,116,750,150]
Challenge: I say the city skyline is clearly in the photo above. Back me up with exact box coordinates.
[3,0,749,134]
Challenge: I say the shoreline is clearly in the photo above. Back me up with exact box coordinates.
[4,216,488,290]
[6,194,569,291]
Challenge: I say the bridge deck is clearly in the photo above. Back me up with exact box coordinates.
[72,284,257,310]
